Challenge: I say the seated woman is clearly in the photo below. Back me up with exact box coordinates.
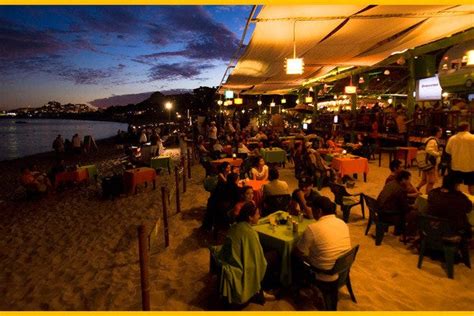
[218,162,231,184]
[232,186,255,219]
[386,159,420,204]
[251,157,269,181]
[290,178,321,219]
[428,174,472,240]
[326,135,341,150]
[215,202,271,305]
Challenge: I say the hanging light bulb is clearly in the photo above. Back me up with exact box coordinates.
[296,99,300,104]
[281,98,286,104]
[257,100,262,106]
[234,94,243,105]
[285,22,304,75]
[359,77,365,84]
[217,100,223,106]
[270,100,276,107]
[384,69,390,75]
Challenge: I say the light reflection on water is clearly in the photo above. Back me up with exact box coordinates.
[0,119,128,161]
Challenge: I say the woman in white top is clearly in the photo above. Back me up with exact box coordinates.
[417,126,442,194]
[251,157,269,181]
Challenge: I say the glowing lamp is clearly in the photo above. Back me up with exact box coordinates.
[384,69,390,75]
[344,86,357,94]
[305,96,313,103]
[217,100,223,106]
[467,50,474,65]
[281,98,286,104]
[234,97,243,105]
[388,98,393,104]
[270,101,276,107]
[285,58,304,75]
[224,90,234,99]
[257,100,262,106]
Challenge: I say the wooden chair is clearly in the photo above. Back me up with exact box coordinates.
[303,245,359,311]
[329,182,365,222]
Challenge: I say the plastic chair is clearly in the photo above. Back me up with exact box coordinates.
[417,214,471,279]
[363,195,402,246]
[329,182,365,222]
[303,245,359,311]
[262,194,291,217]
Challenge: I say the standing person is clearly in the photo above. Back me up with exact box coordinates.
[139,130,147,144]
[52,134,64,160]
[445,122,474,195]
[71,133,82,155]
[149,130,159,156]
[416,126,442,194]
[209,121,218,141]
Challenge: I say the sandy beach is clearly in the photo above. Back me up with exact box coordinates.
[0,143,473,311]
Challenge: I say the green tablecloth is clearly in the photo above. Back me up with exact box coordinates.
[253,211,315,286]
[260,147,286,164]
[415,194,474,226]
[150,156,173,173]
[78,164,98,179]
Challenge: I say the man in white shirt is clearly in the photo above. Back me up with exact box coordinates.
[263,168,289,197]
[446,122,474,194]
[294,196,351,282]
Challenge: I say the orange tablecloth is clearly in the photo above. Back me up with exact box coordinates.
[123,167,157,194]
[396,147,418,166]
[331,157,369,179]
[317,148,343,155]
[55,168,89,188]
[210,158,243,168]
[244,179,268,209]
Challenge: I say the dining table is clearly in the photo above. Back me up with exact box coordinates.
[395,146,418,168]
[260,147,286,164]
[150,155,173,174]
[330,154,369,182]
[123,167,157,194]
[253,211,315,286]
[210,158,243,168]
[55,168,89,188]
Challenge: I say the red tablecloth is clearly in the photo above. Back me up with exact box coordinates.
[244,179,268,209]
[123,167,157,194]
[396,147,418,166]
[55,168,89,188]
[210,158,243,168]
[331,157,369,179]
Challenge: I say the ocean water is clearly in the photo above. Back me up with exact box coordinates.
[0,118,128,161]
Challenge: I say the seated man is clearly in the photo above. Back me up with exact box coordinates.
[216,202,273,305]
[293,196,351,282]
[263,168,289,198]
[376,170,412,236]
[428,174,472,239]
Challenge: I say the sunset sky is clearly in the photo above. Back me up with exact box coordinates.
[0,6,254,110]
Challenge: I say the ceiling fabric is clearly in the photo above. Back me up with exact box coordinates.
[221,5,474,95]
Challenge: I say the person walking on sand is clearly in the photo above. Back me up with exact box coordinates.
[416,126,442,194]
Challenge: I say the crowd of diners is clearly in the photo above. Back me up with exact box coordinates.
[194,116,473,309]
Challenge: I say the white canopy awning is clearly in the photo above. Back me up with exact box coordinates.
[221,5,474,95]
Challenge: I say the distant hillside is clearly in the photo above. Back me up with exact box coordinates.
[89,89,192,108]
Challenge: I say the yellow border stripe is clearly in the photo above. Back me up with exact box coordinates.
[0,0,474,5]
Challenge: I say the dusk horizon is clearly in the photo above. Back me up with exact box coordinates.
[0,5,252,110]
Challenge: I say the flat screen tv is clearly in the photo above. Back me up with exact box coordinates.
[416,75,442,101]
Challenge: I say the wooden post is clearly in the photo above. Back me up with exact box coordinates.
[175,166,181,214]
[187,148,192,179]
[161,187,169,247]
[181,156,186,193]
[137,225,150,311]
